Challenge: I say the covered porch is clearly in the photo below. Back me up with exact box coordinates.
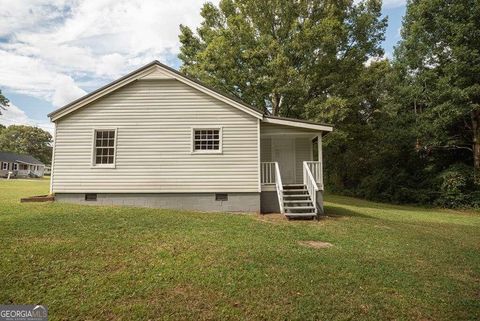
[259,116,332,218]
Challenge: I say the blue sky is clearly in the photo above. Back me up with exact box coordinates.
[0,0,406,133]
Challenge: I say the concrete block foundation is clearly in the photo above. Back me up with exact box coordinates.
[55,192,260,213]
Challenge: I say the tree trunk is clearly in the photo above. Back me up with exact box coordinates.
[271,93,283,116]
[472,110,480,183]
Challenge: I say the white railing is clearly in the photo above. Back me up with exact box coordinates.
[303,161,319,214]
[274,162,285,214]
[261,162,285,214]
[305,161,323,190]
[261,162,276,185]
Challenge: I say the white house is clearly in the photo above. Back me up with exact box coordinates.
[48,61,333,218]
[0,151,45,178]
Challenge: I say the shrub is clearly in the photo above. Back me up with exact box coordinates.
[435,164,476,208]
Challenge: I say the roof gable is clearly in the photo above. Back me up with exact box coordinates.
[48,61,264,121]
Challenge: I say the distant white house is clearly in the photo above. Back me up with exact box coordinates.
[48,61,333,218]
[0,151,45,178]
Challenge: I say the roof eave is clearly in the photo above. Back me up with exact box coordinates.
[262,115,333,132]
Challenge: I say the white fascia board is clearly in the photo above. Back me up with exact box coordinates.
[262,117,333,132]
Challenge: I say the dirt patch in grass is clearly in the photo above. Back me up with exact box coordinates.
[298,240,333,249]
[254,213,288,224]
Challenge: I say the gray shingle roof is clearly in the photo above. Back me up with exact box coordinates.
[0,151,44,165]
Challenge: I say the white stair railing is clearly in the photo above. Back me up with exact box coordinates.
[303,161,319,214]
[305,161,323,190]
[274,162,285,214]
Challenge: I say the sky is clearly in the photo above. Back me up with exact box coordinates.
[0,0,406,133]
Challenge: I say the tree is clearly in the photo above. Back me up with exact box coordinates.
[0,125,52,164]
[178,0,386,116]
[0,89,9,115]
[394,0,480,178]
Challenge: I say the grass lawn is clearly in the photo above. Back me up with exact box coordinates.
[1,179,479,321]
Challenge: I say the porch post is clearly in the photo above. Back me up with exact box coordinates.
[317,134,323,189]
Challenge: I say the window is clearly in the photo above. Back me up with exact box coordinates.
[2,162,7,170]
[192,128,222,153]
[93,129,116,166]
[13,163,18,171]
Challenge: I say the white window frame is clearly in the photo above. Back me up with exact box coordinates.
[2,162,7,170]
[91,128,117,168]
[191,127,223,154]
[13,163,18,171]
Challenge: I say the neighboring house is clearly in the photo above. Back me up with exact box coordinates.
[0,151,45,178]
[48,61,333,218]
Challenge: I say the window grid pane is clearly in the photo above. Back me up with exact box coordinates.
[194,129,220,151]
[94,130,115,164]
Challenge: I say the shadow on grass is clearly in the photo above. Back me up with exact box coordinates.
[323,193,473,215]
[323,204,377,220]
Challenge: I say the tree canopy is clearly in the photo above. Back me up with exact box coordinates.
[394,0,480,175]
[0,89,9,115]
[179,0,386,116]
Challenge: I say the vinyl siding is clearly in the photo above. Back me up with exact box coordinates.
[260,137,272,162]
[52,79,259,193]
[294,137,312,181]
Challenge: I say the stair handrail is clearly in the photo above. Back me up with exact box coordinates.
[274,162,285,214]
[303,161,319,214]
[305,161,323,189]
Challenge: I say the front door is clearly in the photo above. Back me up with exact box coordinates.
[272,138,295,184]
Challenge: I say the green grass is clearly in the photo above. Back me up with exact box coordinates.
[1,179,479,320]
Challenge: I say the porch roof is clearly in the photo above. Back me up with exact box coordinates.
[262,115,333,133]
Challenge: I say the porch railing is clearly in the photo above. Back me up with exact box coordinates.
[261,162,285,214]
[261,162,276,184]
[303,161,320,214]
[305,161,323,190]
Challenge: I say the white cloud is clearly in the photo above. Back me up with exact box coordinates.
[383,0,407,8]
[51,75,87,107]
[0,103,54,133]
[0,0,218,110]
[364,54,389,67]
[0,0,71,37]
